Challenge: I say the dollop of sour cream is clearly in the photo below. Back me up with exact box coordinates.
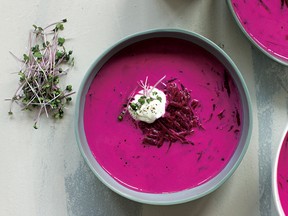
[128,87,166,123]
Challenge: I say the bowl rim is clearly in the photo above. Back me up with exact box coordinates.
[226,0,288,66]
[272,125,288,216]
[74,28,253,205]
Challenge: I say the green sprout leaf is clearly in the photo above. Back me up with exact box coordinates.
[23,54,29,62]
[33,52,42,58]
[66,85,72,92]
[56,51,64,59]
[130,103,138,111]
[58,37,65,46]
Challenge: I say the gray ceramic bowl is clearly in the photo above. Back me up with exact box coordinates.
[227,0,288,66]
[74,29,252,205]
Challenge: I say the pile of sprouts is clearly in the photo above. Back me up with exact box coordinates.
[7,19,75,129]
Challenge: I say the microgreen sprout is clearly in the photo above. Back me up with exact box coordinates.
[66,85,72,92]
[146,98,154,104]
[137,75,166,97]
[130,103,138,111]
[58,37,65,46]
[138,98,145,105]
[156,96,162,102]
[7,19,75,129]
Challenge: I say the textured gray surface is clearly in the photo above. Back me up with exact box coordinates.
[65,161,142,216]
[252,47,288,216]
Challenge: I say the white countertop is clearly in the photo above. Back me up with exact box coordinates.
[1,1,287,215]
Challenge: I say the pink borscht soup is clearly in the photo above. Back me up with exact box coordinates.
[277,131,288,215]
[230,0,288,62]
[83,38,243,193]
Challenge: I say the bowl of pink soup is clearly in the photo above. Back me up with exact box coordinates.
[227,0,288,66]
[273,127,288,215]
[75,29,252,204]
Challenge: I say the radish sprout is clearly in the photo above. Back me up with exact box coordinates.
[7,19,75,129]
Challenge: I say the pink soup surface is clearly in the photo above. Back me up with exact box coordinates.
[84,38,243,193]
[277,132,288,214]
[231,0,288,61]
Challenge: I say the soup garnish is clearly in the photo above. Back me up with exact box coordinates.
[128,76,167,124]
[122,77,201,148]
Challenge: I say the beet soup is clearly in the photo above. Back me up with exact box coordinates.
[83,38,243,193]
[277,131,288,215]
[230,0,288,62]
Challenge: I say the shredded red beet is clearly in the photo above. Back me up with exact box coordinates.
[138,81,201,148]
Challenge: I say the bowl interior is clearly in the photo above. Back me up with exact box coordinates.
[75,29,252,205]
